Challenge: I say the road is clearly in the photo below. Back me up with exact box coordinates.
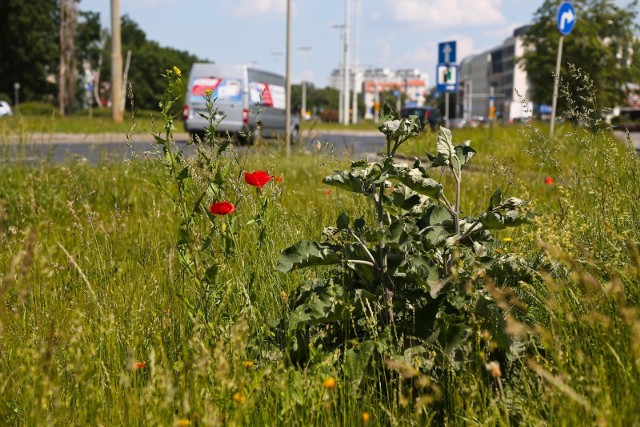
[0,131,387,164]
[1,130,638,165]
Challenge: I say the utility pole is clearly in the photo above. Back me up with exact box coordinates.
[111,0,123,123]
[342,0,350,125]
[351,0,359,124]
[285,0,292,156]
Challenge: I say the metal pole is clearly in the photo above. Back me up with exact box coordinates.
[111,0,123,123]
[549,36,564,141]
[351,0,359,124]
[285,0,292,155]
[13,82,20,113]
[445,92,449,128]
[343,0,350,125]
[298,47,311,120]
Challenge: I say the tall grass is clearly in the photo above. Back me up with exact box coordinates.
[1,79,640,424]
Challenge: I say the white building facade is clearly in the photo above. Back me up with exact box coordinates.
[458,26,533,122]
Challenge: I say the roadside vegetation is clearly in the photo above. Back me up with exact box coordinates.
[1,69,639,426]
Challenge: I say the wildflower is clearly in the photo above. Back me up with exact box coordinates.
[325,189,332,196]
[209,201,235,215]
[233,392,246,403]
[323,377,337,389]
[176,419,191,427]
[204,89,213,97]
[172,66,182,77]
[503,237,512,243]
[486,361,502,379]
[133,361,147,370]
[362,412,371,424]
[276,175,284,183]
[544,176,554,185]
[243,360,254,368]
[245,170,274,189]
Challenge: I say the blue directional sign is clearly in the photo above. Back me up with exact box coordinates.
[557,1,576,36]
[436,64,458,93]
[438,41,457,65]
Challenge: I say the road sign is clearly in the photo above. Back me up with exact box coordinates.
[438,41,457,65]
[436,64,458,93]
[557,1,576,36]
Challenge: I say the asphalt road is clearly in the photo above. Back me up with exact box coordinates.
[1,130,638,165]
[0,131,387,164]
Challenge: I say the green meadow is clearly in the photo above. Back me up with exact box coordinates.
[1,101,639,426]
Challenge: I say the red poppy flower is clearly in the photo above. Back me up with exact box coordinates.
[275,175,284,183]
[244,170,274,189]
[544,177,554,185]
[133,361,147,370]
[209,201,236,215]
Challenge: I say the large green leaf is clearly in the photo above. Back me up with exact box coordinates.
[397,169,442,198]
[275,241,340,272]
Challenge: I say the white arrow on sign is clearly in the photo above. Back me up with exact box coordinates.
[560,9,575,31]
[442,43,452,63]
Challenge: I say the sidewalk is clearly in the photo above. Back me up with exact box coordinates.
[1,132,191,144]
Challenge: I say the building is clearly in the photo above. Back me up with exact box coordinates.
[329,67,429,120]
[458,26,533,122]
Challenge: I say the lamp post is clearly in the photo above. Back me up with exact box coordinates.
[342,0,350,126]
[298,47,312,121]
[13,82,20,113]
[271,51,283,67]
[332,24,345,124]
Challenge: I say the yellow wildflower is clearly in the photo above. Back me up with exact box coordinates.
[243,360,254,368]
[502,237,512,243]
[323,377,336,389]
[362,412,371,424]
[233,392,246,403]
[172,66,182,77]
[176,419,191,427]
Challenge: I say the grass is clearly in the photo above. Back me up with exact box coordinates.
[1,112,640,425]
[0,108,164,135]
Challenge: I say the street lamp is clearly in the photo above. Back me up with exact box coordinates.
[298,46,312,120]
[270,51,283,68]
[332,23,347,124]
[13,82,20,113]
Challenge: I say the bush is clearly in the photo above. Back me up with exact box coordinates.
[18,101,56,116]
[319,109,339,123]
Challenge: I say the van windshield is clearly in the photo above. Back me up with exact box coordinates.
[189,77,242,105]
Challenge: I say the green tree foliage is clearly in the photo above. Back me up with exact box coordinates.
[0,0,59,102]
[101,15,203,113]
[520,0,639,110]
[290,83,341,113]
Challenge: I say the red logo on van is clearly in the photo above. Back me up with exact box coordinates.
[192,78,222,96]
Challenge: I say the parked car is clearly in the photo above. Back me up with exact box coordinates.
[0,101,13,117]
[399,106,443,131]
[183,63,299,144]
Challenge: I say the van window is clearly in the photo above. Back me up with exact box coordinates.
[190,77,242,105]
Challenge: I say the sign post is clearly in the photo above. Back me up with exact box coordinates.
[550,1,576,141]
[437,41,457,128]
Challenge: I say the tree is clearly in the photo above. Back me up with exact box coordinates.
[100,15,203,114]
[59,0,78,115]
[0,0,59,102]
[520,0,639,111]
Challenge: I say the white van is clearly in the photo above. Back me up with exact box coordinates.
[183,63,298,143]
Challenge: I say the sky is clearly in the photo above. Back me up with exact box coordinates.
[79,0,637,88]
